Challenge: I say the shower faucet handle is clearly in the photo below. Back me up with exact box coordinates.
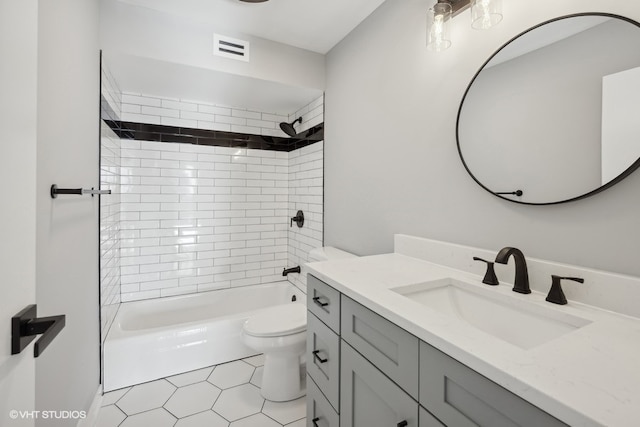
[290,210,304,228]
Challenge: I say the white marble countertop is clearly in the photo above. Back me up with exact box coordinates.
[306,252,640,427]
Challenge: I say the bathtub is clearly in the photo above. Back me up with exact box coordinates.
[103,281,304,391]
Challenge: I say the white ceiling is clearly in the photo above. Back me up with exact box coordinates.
[117,0,387,54]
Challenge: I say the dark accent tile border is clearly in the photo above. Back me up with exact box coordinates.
[105,119,324,153]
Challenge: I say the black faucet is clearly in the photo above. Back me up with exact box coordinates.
[472,257,499,286]
[494,247,531,294]
[546,275,584,305]
[282,266,301,276]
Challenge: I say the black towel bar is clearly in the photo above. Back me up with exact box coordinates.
[50,184,111,198]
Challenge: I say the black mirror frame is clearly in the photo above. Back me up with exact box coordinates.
[456,12,640,206]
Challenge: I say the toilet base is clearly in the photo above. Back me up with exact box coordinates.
[260,353,306,402]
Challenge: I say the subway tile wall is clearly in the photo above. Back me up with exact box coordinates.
[100,61,122,345]
[289,96,324,135]
[286,142,324,292]
[118,141,293,301]
[120,92,324,139]
[100,123,122,342]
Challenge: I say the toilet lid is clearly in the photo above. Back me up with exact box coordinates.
[244,303,307,337]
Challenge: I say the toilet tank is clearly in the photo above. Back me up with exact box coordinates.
[308,246,357,262]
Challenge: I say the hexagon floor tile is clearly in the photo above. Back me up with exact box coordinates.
[164,381,222,418]
[286,419,306,427]
[97,354,306,427]
[230,413,282,427]
[262,397,306,425]
[250,366,263,388]
[119,408,176,427]
[167,366,214,387]
[95,404,126,427]
[207,360,255,389]
[243,354,265,367]
[175,410,229,427]
[115,379,176,415]
[213,383,264,421]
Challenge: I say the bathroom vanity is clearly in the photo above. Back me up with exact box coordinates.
[305,235,640,427]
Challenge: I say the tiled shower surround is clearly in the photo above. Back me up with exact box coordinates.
[118,140,323,301]
[101,90,324,303]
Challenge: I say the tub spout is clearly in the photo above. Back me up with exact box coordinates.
[282,266,301,276]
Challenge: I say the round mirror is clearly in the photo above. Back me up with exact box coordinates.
[457,13,640,205]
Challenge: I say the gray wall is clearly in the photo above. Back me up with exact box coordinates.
[36,0,100,424]
[324,0,640,277]
[0,0,38,425]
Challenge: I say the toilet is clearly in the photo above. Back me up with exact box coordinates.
[242,303,307,402]
[241,246,356,402]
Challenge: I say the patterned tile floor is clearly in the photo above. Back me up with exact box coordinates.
[96,355,306,427]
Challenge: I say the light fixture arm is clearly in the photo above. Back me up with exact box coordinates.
[436,0,472,17]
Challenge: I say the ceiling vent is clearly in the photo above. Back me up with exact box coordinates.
[214,34,250,62]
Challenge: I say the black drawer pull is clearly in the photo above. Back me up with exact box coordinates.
[313,296,329,307]
[312,417,320,427]
[397,421,408,427]
[312,350,328,363]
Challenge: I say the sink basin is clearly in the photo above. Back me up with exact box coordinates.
[392,278,592,350]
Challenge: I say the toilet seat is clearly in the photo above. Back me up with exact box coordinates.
[244,303,306,337]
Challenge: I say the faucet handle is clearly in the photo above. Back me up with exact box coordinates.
[290,210,304,228]
[546,275,584,305]
[473,257,499,286]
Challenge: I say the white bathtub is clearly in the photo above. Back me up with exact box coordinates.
[103,281,304,391]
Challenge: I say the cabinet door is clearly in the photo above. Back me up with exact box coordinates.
[420,342,568,427]
[341,341,418,427]
[307,375,339,427]
[419,406,445,427]
[341,295,420,399]
[308,275,341,334]
[307,311,341,411]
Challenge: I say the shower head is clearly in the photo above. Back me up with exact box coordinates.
[279,117,303,137]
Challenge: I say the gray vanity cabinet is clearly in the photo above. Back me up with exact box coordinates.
[306,274,567,427]
[419,342,568,427]
[341,296,420,399]
[307,375,339,427]
[307,312,340,411]
[419,407,445,427]
[340,341,418,427]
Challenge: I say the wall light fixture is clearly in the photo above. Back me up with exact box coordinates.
[427,0,503,51]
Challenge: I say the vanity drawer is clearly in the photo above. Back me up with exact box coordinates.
[307,311,341,412]
[307,274,341,334]
[341,295,420,399]
[307,375,339,427]
[419,341,568,427]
